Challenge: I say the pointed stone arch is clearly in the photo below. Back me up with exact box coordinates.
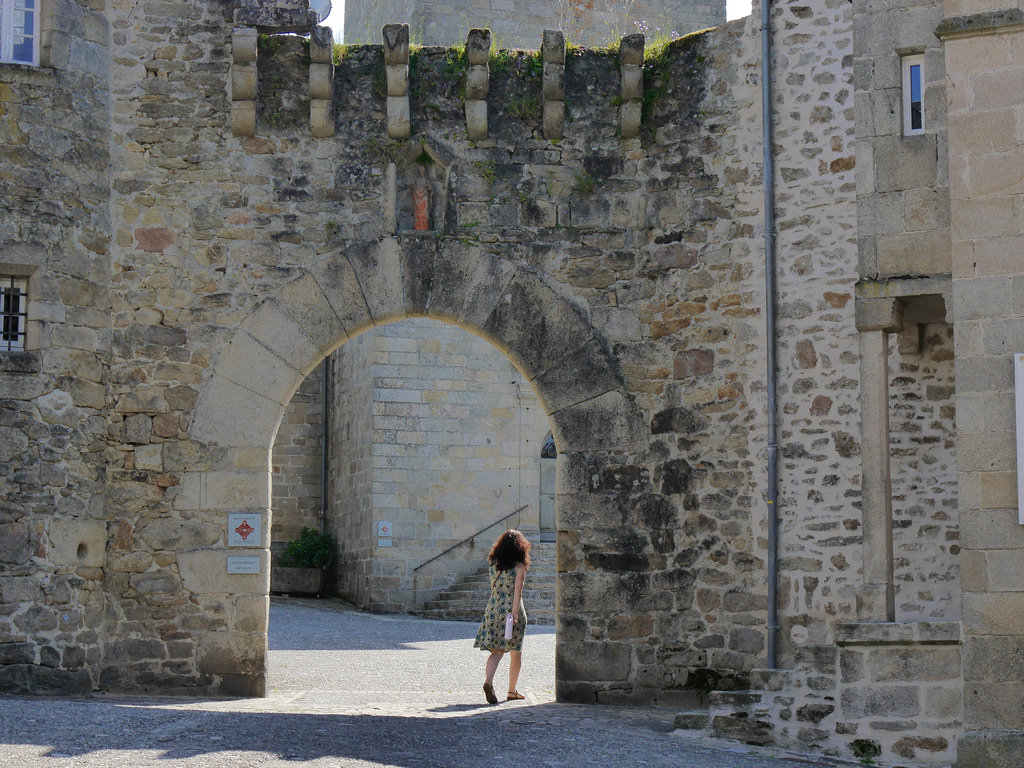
[181,235,644,694]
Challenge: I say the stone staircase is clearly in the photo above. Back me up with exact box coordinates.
[415,542,556,624]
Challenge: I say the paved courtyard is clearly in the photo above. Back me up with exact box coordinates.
[0,598,854,767]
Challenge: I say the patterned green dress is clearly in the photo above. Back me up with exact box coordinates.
[473,564,527,652]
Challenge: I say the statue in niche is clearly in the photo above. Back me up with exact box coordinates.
[413,166,431,231]
[392,148,447,233]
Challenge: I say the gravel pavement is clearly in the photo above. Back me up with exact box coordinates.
[0,597,857,767]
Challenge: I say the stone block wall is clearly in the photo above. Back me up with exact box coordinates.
[940,4,1024,762]
[0,0,111,694]
[854,0,950,280]
[343,0,726,48]
[330,328,376,604]
[271,364,325,546]
[836,622,962,764]
[327,319,548,613]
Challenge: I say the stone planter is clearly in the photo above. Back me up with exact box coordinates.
[271,566,323,596]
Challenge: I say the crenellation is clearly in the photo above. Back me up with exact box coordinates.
[464,29,491,140]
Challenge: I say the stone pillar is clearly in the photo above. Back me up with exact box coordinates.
[309,25,335,138]
[383,24,410,139]
[619,33,644,139]
[465,29,490,142]
[541,30,564,140]
[231,27,258,137]
[854,296,903,622]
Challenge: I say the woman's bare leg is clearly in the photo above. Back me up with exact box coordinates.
[507,650,522,694]
[485,650,504,684]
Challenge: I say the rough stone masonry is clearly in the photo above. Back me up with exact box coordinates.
[0,0,987,765]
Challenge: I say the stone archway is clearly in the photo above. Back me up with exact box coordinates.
[181,235,644,695]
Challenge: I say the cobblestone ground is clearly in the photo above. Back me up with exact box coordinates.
[0,598,854,767]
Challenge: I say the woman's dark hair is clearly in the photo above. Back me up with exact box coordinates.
[488,529,531,571]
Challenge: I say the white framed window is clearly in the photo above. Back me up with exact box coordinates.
[902,54,924,136]
[1,275,28,351]
[0,0,40,66]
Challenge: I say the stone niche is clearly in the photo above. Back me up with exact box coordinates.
[386,141,451,235]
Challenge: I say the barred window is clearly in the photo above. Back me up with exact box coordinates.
[1,276,28,351]
[0,0,39,66]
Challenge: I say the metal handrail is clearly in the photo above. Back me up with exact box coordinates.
[412,505,527,573]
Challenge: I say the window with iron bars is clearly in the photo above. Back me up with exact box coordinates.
[1,276,28,351]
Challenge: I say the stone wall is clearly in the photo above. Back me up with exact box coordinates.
[0,0,111,694]
[343,0,726,48]
[271,364,325,546]
[758,0,861,663]
[329,327,376,603]
[890,322,958,623]
[854,0,950,281]
[327,318,548,613]
[940,3,1024,763]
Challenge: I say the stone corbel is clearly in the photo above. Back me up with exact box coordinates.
[619,33,644,139]
[465,29,491,141]
[541,30,565,140]
[309,25,335,138]
[854,296,905,333]
[231,27,259,137]
[383,24,411,139]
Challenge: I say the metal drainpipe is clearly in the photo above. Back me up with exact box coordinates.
[761,0,780,670]
[320,356,330,535]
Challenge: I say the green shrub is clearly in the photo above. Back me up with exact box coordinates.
[278,527,334,568]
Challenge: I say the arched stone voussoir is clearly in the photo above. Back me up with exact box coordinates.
[310,250,374,339]
[425,241,517,329]
[393,233,440,316]
[276,272,348,356]
[189,373,288,448]
[344,237,410,326]
[481,269,596,381]
[530,337,624,415]
[550,389,646,453]
[237,299,324,378]
[209,326,306,409]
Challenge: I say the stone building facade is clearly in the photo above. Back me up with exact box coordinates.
[343,0,725,48]
[324,318,550,612]
[1,0,1024,766]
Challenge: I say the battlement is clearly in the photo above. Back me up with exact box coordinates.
[230,22,707,142]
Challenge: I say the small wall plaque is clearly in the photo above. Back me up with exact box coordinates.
[227,555,261,574]
[228,513,262,546]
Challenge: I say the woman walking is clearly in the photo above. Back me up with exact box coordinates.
[473,529,531,704]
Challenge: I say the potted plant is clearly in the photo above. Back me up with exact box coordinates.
[270,527,334,596]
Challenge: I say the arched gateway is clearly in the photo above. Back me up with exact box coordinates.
[184,238,643,695]
[4,0,784,724]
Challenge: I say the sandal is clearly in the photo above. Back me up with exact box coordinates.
[483,682,497,704]
[506,691,525,701]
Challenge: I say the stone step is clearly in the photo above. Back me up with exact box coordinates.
[709,690,762,707]
[417,608,555,624]
[673,711,710,730]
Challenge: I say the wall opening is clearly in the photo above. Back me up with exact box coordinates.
[267,316,559,696]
